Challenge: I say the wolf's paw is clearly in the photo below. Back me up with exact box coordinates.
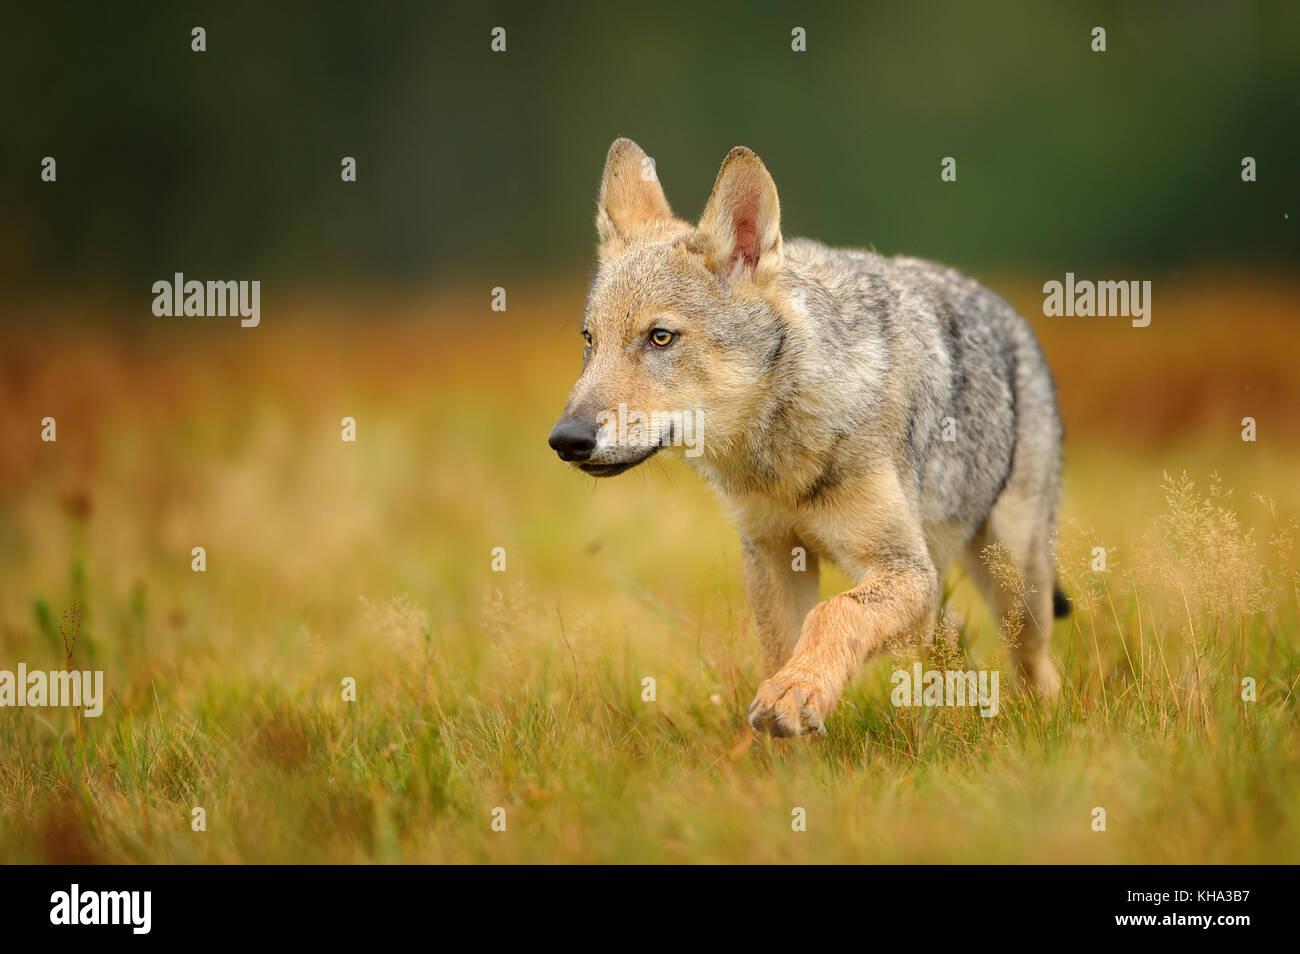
[1034,662,1063,700]
[1015,653,1062,700]
[748,669,835,738]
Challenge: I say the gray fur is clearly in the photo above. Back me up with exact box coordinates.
[685,237,1062,555]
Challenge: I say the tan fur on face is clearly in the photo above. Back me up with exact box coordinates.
[566,143,794,469]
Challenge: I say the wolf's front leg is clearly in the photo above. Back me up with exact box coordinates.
[741,533,822,675]
[748,553,938,737]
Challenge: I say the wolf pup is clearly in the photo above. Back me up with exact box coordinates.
[549,138,1069,737]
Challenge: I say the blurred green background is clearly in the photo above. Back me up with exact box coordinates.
[4,0,1297,300]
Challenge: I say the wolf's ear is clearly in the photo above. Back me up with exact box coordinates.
[692,146,782,287]
[596,138,674,247]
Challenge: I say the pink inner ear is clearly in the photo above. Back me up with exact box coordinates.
[733,216,759,273]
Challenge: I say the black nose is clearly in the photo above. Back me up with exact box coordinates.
[548,416,597,462]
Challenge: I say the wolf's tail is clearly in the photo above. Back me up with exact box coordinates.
[1052,582,1073,619]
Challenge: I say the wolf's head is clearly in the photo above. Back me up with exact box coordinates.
[548,138,791,477]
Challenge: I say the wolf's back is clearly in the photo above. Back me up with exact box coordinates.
[783,238,1063,538]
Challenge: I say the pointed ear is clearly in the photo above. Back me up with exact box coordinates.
[692,146,782,286]
[596,138,674,247]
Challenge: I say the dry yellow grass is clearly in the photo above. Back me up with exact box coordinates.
[0,276,1297,863]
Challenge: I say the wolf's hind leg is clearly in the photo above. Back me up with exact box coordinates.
[965,494,1062,697]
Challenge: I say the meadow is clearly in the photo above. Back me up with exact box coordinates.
[1,274,1297,863]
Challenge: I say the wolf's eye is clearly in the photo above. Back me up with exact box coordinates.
[582,330,593,347]
[649,328,677,348]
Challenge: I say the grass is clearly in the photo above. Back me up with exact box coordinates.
[1,277,1298,863]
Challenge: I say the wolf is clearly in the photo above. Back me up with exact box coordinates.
[549,138,1069,737]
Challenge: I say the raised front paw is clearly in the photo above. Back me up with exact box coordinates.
[748,668,836,738]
